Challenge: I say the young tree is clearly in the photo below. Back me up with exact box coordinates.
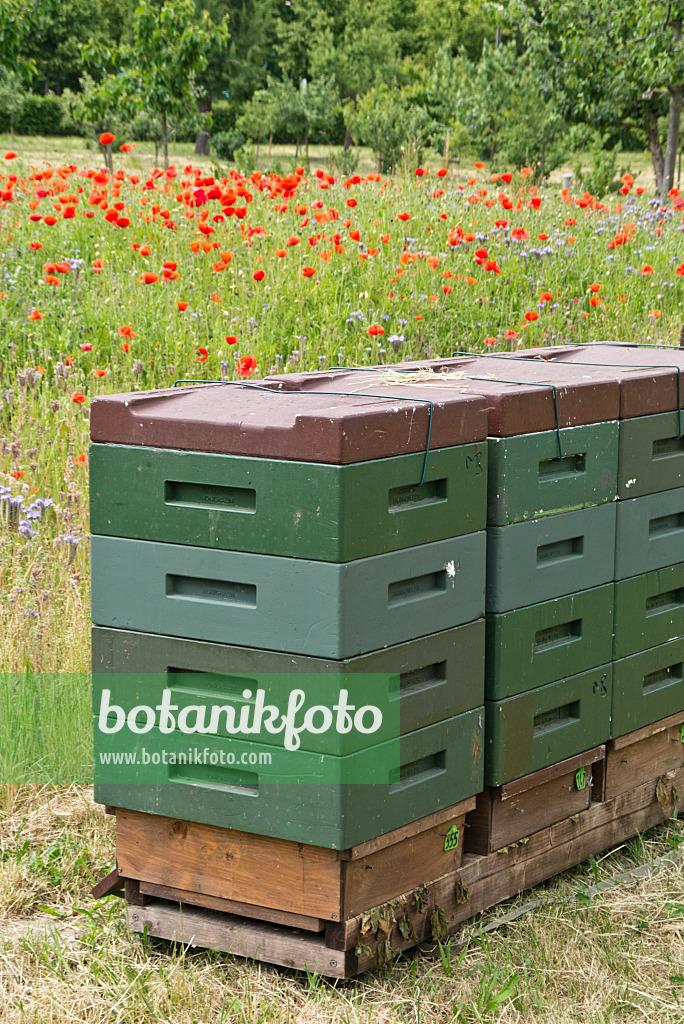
[85,0,228,168]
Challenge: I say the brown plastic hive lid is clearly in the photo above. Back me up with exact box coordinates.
[89,381,488,462]
[265,356,621,436]
[506,343,682,418]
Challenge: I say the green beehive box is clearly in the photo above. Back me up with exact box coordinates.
[485,584,614,699]
[94,707,484,849]
[614,566,684,659]
[484,664,612,785]
[486,503,616,614]
[487,422,618,525]
[91,534,485,659]
[615,487,684,579]
[89,442,487,562]
[612,639,684,737]
[619,412,684,498]
[91,619,485,753]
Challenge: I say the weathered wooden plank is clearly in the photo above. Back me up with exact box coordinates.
[342,812,468,919]
[497,746,605,800]
[605,722,684,800]
[609,709,684,751]
[342,797,475,861]
[91,866,123,899]
[116,809,343,921]
[127,902,353,978]
[138,881,325,932]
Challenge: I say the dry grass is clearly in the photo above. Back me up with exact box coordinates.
[1,787,684,1022]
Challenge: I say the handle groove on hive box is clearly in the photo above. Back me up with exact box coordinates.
[534,619,583,653]
[166,575,257,607]
[538,453,586,480]
[388,570,447,606]
[165,480,257,513]
[643,663,683,693]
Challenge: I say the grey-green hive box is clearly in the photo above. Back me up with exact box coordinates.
[615,487,684,579]
[89,442,487,562]
[487,422,618,525]
[612,639,684,737]
[485,584,614,699]
[90,534,485,659]
[484,664,612,785]
[613,565,684,659]
[93,707,484,849]
[486,503,616,614]
[91,620,485,754]
[618,412,684,499]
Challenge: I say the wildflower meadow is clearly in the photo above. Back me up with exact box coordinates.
[2,147,683,675]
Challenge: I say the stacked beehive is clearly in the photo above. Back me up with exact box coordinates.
[510,344,684,791]
[89,380,492,923]
[89,346,684,975]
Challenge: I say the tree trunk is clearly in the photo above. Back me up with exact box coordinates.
[268,132,273,158]
[646,107,665,197]
[344,125,354,151]
[194,97,211,156]
[162,111,169,170]
[305,125,309,162]
[540,137,546,184]
[10,112,13,141]
[663,86,683,201]
[376,150,381,174]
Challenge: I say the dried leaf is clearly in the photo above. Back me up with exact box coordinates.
[430,905,449,942]
[656,775,676,816]
[398,915,417,941]
[376,938,396,965]
[354,942,372,958]
[454,880,470,905]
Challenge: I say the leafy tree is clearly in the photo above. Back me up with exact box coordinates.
[0,0,39,80]
[346,81,429,173]
[0,71,28,140]
[508,0,684,199]
[85,0,229,168]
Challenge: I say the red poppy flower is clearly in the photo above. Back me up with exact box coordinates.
[540,292,553,303]
[366,324,385,336]
[80,343,93,351]
[484,337,497,346]
[437,168,448,177]
[225,335,238,345]
[72,392,85,403]
[197,347,208,362]
[301,266,316,278]
[118,325,136,339]
[524,311,539,322]
[100,132,115,146]
[238,355,257,377]
[4,151,17,160]
[253,270,265,281]
[28,310,43,321]
[589,283,601,293]
[93,368,108,377]
[121,342,131,353]
[177,301,188,311]
[642,265,654,275]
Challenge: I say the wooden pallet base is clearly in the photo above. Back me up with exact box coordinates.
[124,762,684,978]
